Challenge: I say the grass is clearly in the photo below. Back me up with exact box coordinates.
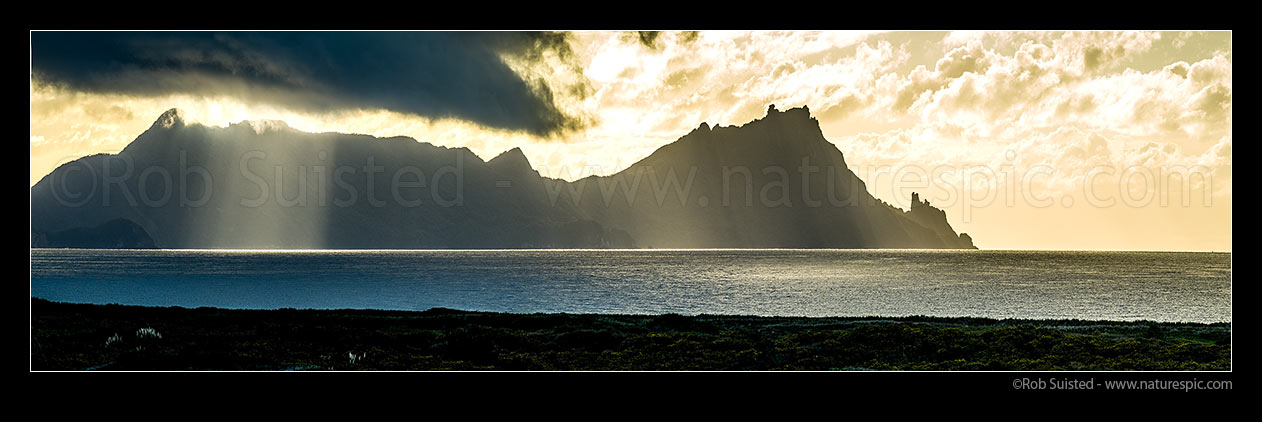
[30,298,1230,371]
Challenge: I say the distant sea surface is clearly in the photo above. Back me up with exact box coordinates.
[30,249,1231,323]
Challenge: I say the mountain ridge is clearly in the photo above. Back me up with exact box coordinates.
[30,106,975,249]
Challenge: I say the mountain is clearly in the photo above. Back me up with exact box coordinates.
[555,104,974,248]
[30,106,975,249]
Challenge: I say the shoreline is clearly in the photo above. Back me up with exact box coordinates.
[31,298,1230,371]
[28,298,1232,326]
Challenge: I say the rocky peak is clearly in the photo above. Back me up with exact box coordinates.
[150,108,185,130]
[488,147,534,176]
[911,192,927,209]
[763,103,812,120]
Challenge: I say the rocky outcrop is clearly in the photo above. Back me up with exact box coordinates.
[904,192,975,249]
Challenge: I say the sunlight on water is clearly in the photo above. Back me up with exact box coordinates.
[30,249,1231,323]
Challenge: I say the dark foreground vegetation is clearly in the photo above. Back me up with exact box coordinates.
[31,298,1230,371]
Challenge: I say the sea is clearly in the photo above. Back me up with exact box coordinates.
[29,249,1231,323]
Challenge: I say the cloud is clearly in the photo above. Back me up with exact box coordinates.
[30,31,587,137]
[634,31,661,49]
[850,32,1231,147]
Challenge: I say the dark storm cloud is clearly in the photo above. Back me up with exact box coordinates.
[473,31,595,104]
[636,31,661,49]
[30,31,585,136]
[620,31,696,50]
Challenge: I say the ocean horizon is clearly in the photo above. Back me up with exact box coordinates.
[30,248,1231,323]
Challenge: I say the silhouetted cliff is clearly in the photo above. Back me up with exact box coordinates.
[554,105,976,248]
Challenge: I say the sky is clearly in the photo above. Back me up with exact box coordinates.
[29,30,1231,251]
